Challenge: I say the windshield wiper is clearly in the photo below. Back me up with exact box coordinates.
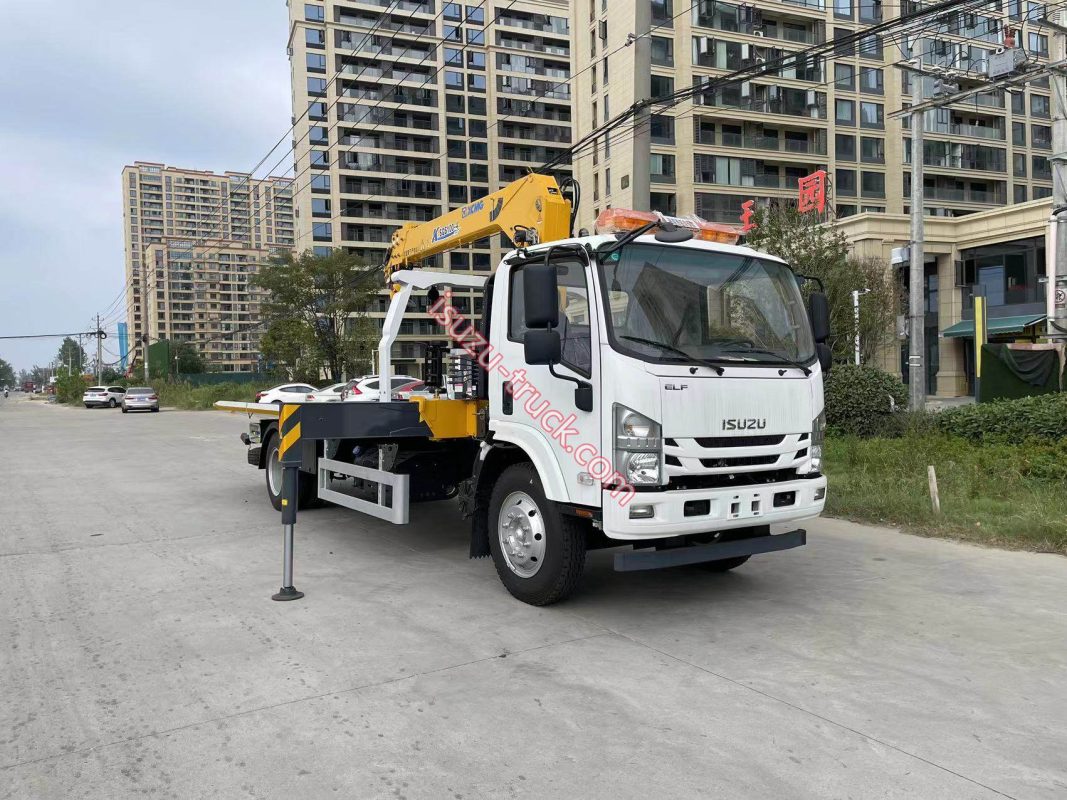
[619,335,725,376]
[715,346,812,376]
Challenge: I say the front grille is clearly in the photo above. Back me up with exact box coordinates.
[694,435,785,448]
[699,455,779,468]
[659,468,806,491]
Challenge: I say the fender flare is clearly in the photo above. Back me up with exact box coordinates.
[467,438,563,559]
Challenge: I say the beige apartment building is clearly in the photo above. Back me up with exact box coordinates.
[839,198,1052,397]
[570,0,1054,231]
[122,162,295,371]
[286,0,573,374]
[143,238,271,373]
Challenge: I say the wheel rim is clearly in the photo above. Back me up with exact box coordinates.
[268,443,282,497]
[497,491,546,578]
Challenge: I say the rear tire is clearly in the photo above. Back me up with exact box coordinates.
[488,463,586,606]
[264,431,317,511]
[121,407,128,414]
[151,407,159,412]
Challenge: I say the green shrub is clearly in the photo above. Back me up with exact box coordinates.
[55,374,90,404]
[936,392,1067,443]
[824,364,908,438]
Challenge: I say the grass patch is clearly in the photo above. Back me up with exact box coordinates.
[57,379,261,410]
[824,435,1067,554]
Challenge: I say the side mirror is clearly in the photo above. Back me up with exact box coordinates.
[523,263,559,329]
[524,328,561,366]
[574,383,593,412]
[809,291,831,344]
[817,343,832,374]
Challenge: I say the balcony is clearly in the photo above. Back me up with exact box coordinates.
[495,33,568,56]
[496,13,568,36]
[696,123,827,155]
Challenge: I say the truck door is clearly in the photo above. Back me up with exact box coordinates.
[489,255,602,507]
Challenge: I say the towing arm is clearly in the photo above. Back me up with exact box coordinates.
[384,173,572,279]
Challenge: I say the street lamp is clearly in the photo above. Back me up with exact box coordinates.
[852,288,871,366]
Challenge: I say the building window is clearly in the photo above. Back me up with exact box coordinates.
[466,5,484,24]
[859,101,883,128]
[443,2,462,20]
[1028,32,1049,57]
[1032,154,1052,180]
[304,4,324,21]
[860,136,884,163]
[313,222,332,241]
[836,134,857,161]
[836,99,855,125]
[835,63,855,91]
[445,70,463,88]
[1014,153,1027,176]
[651,74,674,99]
[444,24,461,41]
[468,51,485,69]
[861,171,885,198]
[1032,124,1052,149]
[858,0,882,23]
[834,0,853,18]
[651,36,674,66]
[309,126,328,144]
[650,153,676,182]
[306,53,326,73]
[310,150,328,166]
[467,73,486,91]
[651,114,675,144]
[651,0,674,25]
[836,168,857,195]
[444,47,462,64]
[311,174,330,192]
[311,199,331,217]
[858,34,882,59]
[1012,92,1025,114]
[1013,121,1026,145]
[307,77,327,95]
[1014,184,1027,203]
[860,67,883,94]
[834,28,854,56]
[466,28,485,45]
[305,28,325,47]
[1031,94,1051,118]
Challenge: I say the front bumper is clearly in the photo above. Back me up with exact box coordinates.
[602,475,826,540]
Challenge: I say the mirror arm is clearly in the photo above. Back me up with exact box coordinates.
[548,363,583,387]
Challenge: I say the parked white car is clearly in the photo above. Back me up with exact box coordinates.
[342,375,424,401]
[254,383,318,404]
[83,386,127,408]
[304,382,348,402]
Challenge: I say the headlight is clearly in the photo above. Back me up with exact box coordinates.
[809,411,825,472]
[614,405,662,485]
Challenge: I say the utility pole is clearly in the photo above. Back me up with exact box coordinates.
[907,44,927,410]
[95,314,103,384]
[143,334,149,383]
[630,3,652,213]
[1049,11,1067,342]
[852,288,870,365]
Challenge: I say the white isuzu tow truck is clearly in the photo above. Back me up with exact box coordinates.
[219,174,831,605]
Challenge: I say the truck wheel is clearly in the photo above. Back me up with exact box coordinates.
[488,463,586,606]
[264,431,317,511]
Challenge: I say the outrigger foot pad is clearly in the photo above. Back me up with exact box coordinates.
[272,586,305,601]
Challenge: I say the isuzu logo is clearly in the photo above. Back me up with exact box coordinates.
[722,418,767,430]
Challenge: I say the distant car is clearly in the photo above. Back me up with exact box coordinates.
[122,387,159,413]
[304,382,348,403]
[254,383,318,404]
[83,386,126,408]
[342,375,424,401]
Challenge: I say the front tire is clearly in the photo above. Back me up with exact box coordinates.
[108,398,117,408]
[488,463,586,606]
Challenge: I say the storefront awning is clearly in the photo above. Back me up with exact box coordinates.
[941,314,1046,339]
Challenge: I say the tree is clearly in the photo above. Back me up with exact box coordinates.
[744,205,899,363]
[171,341,205,375]
[54,337,87,375]
[253,249,381,381]
[0,357,15,387]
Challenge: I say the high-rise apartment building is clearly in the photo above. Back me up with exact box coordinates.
[287,0,572,374]
[143,238,270,372]
[570,0,1053,230]
[122,162,295,370]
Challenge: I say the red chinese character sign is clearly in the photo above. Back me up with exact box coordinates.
[797,169,829,215]
[739,200,756,233]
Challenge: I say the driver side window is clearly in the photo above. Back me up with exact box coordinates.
[508,260,592,376]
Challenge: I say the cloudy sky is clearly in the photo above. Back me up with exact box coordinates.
[0,0,291,371]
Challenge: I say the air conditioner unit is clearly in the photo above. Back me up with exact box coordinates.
[741,43,751,61]
[753,30,765,37]
[806,89,818,106]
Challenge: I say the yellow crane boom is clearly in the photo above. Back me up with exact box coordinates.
[384,173,572,279]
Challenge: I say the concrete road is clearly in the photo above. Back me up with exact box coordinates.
[2,395,1065,800]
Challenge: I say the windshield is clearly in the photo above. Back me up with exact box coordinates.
[599,243,815,366]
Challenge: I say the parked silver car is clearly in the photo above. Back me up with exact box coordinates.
[122,387,159,413]
[83,386,126,408]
